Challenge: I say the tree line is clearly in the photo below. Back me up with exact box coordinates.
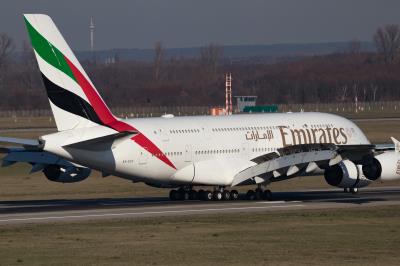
[0,25,400,110]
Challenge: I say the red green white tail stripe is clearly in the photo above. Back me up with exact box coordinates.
[24,14,175,169]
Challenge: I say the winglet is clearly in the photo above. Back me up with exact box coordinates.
[391,137,400,152]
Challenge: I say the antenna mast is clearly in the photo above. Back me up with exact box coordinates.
[90,16,95,52]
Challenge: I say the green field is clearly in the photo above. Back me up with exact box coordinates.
[0,206,399,266]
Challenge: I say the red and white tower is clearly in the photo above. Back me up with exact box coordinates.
[225,73,232,115]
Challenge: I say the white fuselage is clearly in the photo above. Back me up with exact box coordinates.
[41,112,370,187]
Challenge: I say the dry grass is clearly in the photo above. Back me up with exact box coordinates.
[0,165,165,200]
[0,117,55,129]
[0,206,399,266]
[354,120,400,143]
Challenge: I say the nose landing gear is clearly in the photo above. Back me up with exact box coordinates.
[344,187,359,194]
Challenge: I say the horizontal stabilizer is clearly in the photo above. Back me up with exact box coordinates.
[63,131,137,149]
[0,137,40,148]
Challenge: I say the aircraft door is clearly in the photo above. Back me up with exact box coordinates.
[201,125,212,140]
[159,128,169,142]
[184,145,193,162]
[139,150,148,165]
[241,142,250,159]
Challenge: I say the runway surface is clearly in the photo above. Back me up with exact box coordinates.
[0,186,399,224]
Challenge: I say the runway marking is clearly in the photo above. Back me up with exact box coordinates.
[0,204,304,223]
[255,201,286,204]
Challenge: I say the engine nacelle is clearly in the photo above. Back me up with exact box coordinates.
[43,165,91,183]
[362,151,400,181]
[324,160,371,188]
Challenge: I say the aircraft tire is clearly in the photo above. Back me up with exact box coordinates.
[230,190,239,200]
[213,191,223,201]
[262,190,272,201]
[204,191,213,201]
[189,190,198,200]
[255,188,263,200]
[169,190,178,200]
[222,190,231,200]
[246,190,256,200]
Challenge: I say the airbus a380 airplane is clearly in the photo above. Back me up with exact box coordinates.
[1,14,399,201]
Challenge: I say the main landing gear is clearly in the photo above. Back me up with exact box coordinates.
[169,186,273,201]
[245,187,273,201]
[169,187,239,201]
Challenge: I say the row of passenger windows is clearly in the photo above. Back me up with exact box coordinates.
[160,124,337,135]
[212,126,276,132]
[166,152,182,156]
[309,124,334,128]
[152,152,183,157]
[152,147,276,158]
[253,147,275,152]
[169,129,200,134]
[210,124,336,132]
[195,149,240,155]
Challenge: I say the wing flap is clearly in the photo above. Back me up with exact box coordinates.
[232,148,337,186]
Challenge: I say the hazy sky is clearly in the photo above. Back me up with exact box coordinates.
[1,0,400,50]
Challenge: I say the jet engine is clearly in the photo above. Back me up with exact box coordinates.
[324,159,371,188]
[43,164,91,183]
[362,151,400,181]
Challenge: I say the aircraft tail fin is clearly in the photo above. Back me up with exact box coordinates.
[23,14,117,131]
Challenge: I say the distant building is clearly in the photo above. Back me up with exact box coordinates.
[210,107,226,116]
[243,105,278,113]
[235,96,257,112]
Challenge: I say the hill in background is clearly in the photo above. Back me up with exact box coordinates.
[75,42,375,63]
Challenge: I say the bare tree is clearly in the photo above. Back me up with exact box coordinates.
[200,43,223,76]
[20,40,40,92]
[0,33,14,69]
[0,33,14,88]
[154,41,164,81]
[373,24,400,63]
[341,85,348,102]
[370,83,379,102]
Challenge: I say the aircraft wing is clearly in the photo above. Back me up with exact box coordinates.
[0,137,78,173]
[373,137,400,151]
[231,143,375,186]
[375,144,394,151]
